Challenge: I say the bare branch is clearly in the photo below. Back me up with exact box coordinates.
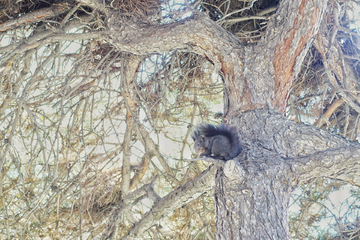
[122,164,217,239]
[0,5,70,32]
[292,146,360,183]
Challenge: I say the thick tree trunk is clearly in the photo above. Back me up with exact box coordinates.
[215,109,359,239]
[215,156,293,239]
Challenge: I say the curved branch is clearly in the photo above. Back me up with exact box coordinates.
[106,12,243,63]
[105,0,328,114]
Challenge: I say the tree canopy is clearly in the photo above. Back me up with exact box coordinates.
[1,0,360,239]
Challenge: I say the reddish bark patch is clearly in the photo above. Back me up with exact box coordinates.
[220,55,262,117]
[273,0,321,113]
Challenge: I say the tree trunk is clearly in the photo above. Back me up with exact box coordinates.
[215,161,293,239]
[215,109,359,239]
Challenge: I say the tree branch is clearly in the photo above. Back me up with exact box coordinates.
[291,146,360,183]
[105,0,328,114]
[0,5,70,32]
[121,164,217,239]
[106,12,243,63]
[266,0,328,112]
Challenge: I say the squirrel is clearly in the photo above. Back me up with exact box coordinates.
[191,123,242,160]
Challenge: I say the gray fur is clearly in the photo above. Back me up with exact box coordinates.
[191,123,242,160]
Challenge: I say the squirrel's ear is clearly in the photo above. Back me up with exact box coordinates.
[191,130,197,141]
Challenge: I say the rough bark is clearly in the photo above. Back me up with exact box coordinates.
[215,158,293,239]
[215,109,360,239]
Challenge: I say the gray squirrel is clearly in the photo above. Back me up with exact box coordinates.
[191,123,242,160]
